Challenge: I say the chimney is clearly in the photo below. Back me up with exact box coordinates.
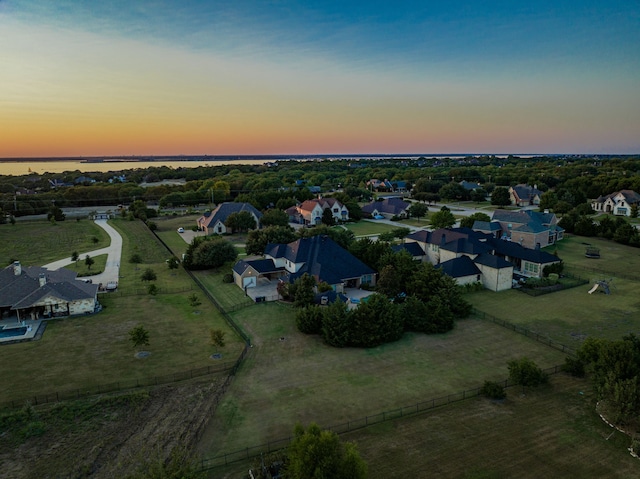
[13,261,21,276]
[39,273,47,287]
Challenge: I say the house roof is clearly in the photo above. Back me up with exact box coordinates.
[473,252,513,269]
[511,184,542,201]
[488,238,559,264]
[362,197,410,215]
[314,290,349,305]
[0,264,98,310]
[473,220,501,232]
[266,235,376,285]
[441,237,491,255]
[595,189,640,205]
[233,259,284,276]
[391,242,426,257]
[436,256,481,278]
[198,202,262,228]
[460,181,482,190]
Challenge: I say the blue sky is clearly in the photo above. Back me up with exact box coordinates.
[1,1,639,156]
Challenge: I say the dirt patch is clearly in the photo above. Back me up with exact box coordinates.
[0,376,226,478]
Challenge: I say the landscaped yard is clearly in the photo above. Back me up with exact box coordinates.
[0,219,109,267]
[339,220,399,236]
[0,218,245,405]
[197,303,567,458]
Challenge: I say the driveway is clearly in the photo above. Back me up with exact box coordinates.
[43,219,123,286]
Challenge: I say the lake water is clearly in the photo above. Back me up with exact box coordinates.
[0,159,270,176]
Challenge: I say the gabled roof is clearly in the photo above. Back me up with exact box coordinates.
[441,237,491,255]
[473,220,501,232]
[267,235,376,285]
[436,256,481,278]
[510,184,542,201]
[0,264,98,310]
[488,238,559,264]
[473,252,513,269]
[233,259,284,276]
[597,190,640,204]
[198,202,262,228]
[391,242,426,257]
[362,197,410,215]
[492,209,556,229]
[460,180,482,190]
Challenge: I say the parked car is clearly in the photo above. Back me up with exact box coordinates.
[177,227,184,233]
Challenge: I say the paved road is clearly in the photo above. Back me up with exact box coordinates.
[43,219,122,286]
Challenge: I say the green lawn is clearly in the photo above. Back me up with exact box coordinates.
[340,221,398,236]
[197,304,567,457]
[0,219,110,267]
[0,218,245,405]
[65,253,108,277]
[212,374,638,479]
[193,268,254,311]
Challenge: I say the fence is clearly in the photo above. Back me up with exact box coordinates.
[100,284,195,297]
[473,308,576,356]
[518,272,589,297]
[198,364,565,470]
[0,360,237,410]
[564,264,640,282]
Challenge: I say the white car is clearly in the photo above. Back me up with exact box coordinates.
[177,227,185,233]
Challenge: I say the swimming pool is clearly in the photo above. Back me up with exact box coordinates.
[0,327,27,338]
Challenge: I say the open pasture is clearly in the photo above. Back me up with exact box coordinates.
[0,219,109,267]
[198,303,567,457]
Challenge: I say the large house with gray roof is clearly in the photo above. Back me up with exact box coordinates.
[509,184,543,207]
[405,227,561,291]
[591,190,640,217]
[233,235,375,295]
[474,209,563,250]
[362,197,411,219]
[197,202,262,235]
[0,261,99,321]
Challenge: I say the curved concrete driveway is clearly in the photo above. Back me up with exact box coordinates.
[43,220,122,286]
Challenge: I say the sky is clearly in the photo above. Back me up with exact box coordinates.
[1,0,639,157]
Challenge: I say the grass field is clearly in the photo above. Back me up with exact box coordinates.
[213,374,639,479]
[64,253,107,277]
[0,218,245,404]
[197,304,567,457]
[0,219,109,267]
[340,220,398,236]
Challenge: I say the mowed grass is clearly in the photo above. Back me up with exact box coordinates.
[547,234,640,277]
[340,220,398,236]
[0,218,245,404]
[64,253,108,276]
[0,219,109,267]
[193,269,253,311]
[213,375,638,479]
[198,304,567,456]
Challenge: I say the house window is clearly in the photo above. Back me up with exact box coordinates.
[524,262,539,274]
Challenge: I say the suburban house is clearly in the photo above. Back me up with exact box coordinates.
[591,190,640,217]
[460,180,483,191]
[197,202,262,235]
[362,197,411,219]
[405,227,561,291]
[0,262,99,321]
[366,179,394,192]
[509,184,543,206]
[474,209,564,250]
[391,242,427,261]
[285,198,349,225]
[232,235,376,296]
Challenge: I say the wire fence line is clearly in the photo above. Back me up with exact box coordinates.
[564,264,640,282]
[198,364,566,470]
[517,272,589,297]
[0,361,237,410]
[472,308,576,356]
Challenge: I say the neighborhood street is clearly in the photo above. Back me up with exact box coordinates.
[43,219,123,287]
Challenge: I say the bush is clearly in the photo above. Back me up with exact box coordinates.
[480,381,506,400]
[222,273,234,283]
[562,357,585,377]
[543,262,564,277]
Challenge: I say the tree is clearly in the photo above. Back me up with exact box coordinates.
[408,202,428,221]
[224,211,256,233]
[439,182,470,201]
[147,283,158,295]
[459,212,491,229]
[210,329,226,350]
[246,226,297,256]
[491,186,511,206]
[129,325,150,350]
[321,207,335,226]
[321,300,350,347]
[167,256,180,270]
[292,273,316,308]
[285,423,367,479]
[129,253,143,264]
[183,236,238,269]
[47,204,65,222]
[296,306,324,335]
[141,268,157,282]
[84,255,94,270]
[508,357,548,393]
[71,251,79,265]
[470,188,487,203]
[188,293,201,308]
[260,208,289,227]
[429,207,456,229]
